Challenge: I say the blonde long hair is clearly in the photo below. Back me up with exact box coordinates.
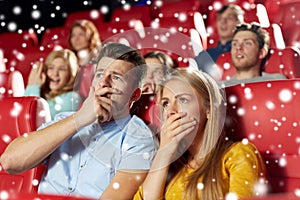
[41,49,79,100]
[160,68,230,199]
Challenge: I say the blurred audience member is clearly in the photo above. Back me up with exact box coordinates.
[195,4,244,74]
[142,51,175,94]
[68,19,102,100]
[25,49,82,119]
[222,22,286,87]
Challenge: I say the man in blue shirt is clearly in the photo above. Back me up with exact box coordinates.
[0,42,157,199]
[195,4,244,75]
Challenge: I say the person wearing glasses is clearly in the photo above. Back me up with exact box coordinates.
[194,4,245,74]
[222,22,286,87]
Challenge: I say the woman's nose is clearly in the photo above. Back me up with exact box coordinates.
[166,102,178,118]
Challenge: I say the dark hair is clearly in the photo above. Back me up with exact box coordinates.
[217,4,245,23]
[233,22,270,50]
[144,51,174,76]
[97,42,146,88]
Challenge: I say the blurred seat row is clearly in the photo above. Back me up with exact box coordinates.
[0,0,299,90]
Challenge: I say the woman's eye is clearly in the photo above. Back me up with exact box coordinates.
[161,101,169,108]
[178,97,188,104]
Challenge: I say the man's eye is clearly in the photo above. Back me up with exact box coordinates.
[95,73,103,79]
[112,75,123,81]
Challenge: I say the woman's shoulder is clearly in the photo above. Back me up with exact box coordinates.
[223,140,260,161]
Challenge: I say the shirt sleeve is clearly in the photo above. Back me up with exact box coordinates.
[222,142,267,198]
[118,116,157,171]
[24,85,41,97]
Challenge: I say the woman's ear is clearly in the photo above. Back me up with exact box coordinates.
[206,109,210,119]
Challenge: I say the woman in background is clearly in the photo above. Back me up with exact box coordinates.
[68,19,102,100]
[25,49,82,119]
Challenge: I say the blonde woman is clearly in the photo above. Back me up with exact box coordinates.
[134,68,267,199]
[25,49,82,119]
[68,19,102,99]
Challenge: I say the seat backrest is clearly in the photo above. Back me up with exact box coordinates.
[40,26,69,48]
[268,1,300,47]
[150,0,200,20]
[130,93,161,135]
[215,52,235,80]
[0,31,39,56]
[6,46,54,86]
[75,63,95,100]
[0,70,25,98]
[216,47,300,81]
[265,47,300,79]
[0,96,51,193]
[64,9,104,28]
[111,5,152,26]
[225,79,300,193]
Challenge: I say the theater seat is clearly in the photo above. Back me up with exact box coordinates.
[265,47,300,79]
[75,63,95,100]
[40,26,69,48]
[64,9,104,28]
[216,47,300,81]
[0,70,25,98]
[130,93,161,136]
[0,96,51,193]
[225,79,300,193]
[6,46,55,86]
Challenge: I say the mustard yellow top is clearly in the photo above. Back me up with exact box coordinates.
[134,142,266,200]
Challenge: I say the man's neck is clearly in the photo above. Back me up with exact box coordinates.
[235,68,261,80]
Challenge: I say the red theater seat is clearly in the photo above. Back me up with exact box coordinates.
[216,47,300,81]
[75,63,95,100]
[6,46,55,86]
[0,70,25,98]
[265,47,300,79]
[64,9,104,28]
[267,1,300,48]
[225,79,300,193]
[40,26,69,48]
[0,96,51,193]
[0,31,39,60]
[150,0,200,20]
[111,5,152,27]
[130,93,161,136]
[4,192,93,200]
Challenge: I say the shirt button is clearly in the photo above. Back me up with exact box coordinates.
[68,187,73,191]
[80,164,84,168]
[93,138,96,142]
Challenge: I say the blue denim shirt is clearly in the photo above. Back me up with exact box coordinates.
[38,112,156,198]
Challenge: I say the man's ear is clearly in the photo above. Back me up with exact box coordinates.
[129,88,141,108]
[259,47,268,60]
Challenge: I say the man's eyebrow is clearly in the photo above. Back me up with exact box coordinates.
[95,68,124,76]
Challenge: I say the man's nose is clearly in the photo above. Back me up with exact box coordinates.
[98,74,111,87]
